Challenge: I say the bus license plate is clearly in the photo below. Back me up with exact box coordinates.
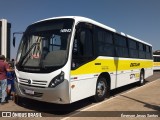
[25,89,34,95]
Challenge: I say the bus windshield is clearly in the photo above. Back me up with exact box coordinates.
[16,18,74,73]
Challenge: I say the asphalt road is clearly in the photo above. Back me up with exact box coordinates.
[0,71,160,120]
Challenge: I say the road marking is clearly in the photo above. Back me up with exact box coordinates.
[61,79,160,120]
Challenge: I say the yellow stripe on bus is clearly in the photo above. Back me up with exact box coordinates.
[71,58,153,75]
[153,62,160,67]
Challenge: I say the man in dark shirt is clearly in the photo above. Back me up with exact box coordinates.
[0,55,10,104]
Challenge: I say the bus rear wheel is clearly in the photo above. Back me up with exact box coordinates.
[93,77,109,102]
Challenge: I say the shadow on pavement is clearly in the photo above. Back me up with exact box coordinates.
[15,96,93,117]
[120,95,160,111]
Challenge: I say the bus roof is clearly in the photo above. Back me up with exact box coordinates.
[35,16,152,46]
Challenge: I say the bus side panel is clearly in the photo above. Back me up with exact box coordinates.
[70,57,153,102]
[70,57,117,102]
[110,74,117,90]
[145,68,153,78]
[116,70,140,88]
[114,58,139,88]
[115,59,153,88]
[70,73,117,103]
[70,74,97,103]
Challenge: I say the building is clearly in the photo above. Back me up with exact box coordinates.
[0,19,11,59]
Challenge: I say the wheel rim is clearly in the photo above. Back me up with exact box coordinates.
[97,81,106,97]
[140,73,144,84]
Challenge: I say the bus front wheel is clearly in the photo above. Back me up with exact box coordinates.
[93,77,109,102]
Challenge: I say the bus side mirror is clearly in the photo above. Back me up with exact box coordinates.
[12,32,24,47]
[13,36,16,47]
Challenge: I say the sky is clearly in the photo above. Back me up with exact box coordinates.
[0,0,160,59]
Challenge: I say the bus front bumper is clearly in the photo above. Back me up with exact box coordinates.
[14,80,70,104]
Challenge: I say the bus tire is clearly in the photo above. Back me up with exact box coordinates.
[93,77,109,102]
[138,71,145,86]
[14,94,23,105]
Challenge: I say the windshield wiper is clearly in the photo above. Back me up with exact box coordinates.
[17,42,40,67]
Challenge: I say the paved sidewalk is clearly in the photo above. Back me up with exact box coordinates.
[0,79,159,120]
[64,79,160,120]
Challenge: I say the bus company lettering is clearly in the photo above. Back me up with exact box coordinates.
[60,29,71,33]
[130,63,140,67]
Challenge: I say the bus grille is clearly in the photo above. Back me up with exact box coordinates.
[19,78,48,87]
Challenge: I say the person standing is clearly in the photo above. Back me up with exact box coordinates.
[0,55,10,104]
[6,63,15,100]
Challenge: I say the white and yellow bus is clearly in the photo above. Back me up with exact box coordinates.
[14,16,153,104]
[153,55,160,70]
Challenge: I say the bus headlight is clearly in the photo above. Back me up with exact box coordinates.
[49,71,64,88]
